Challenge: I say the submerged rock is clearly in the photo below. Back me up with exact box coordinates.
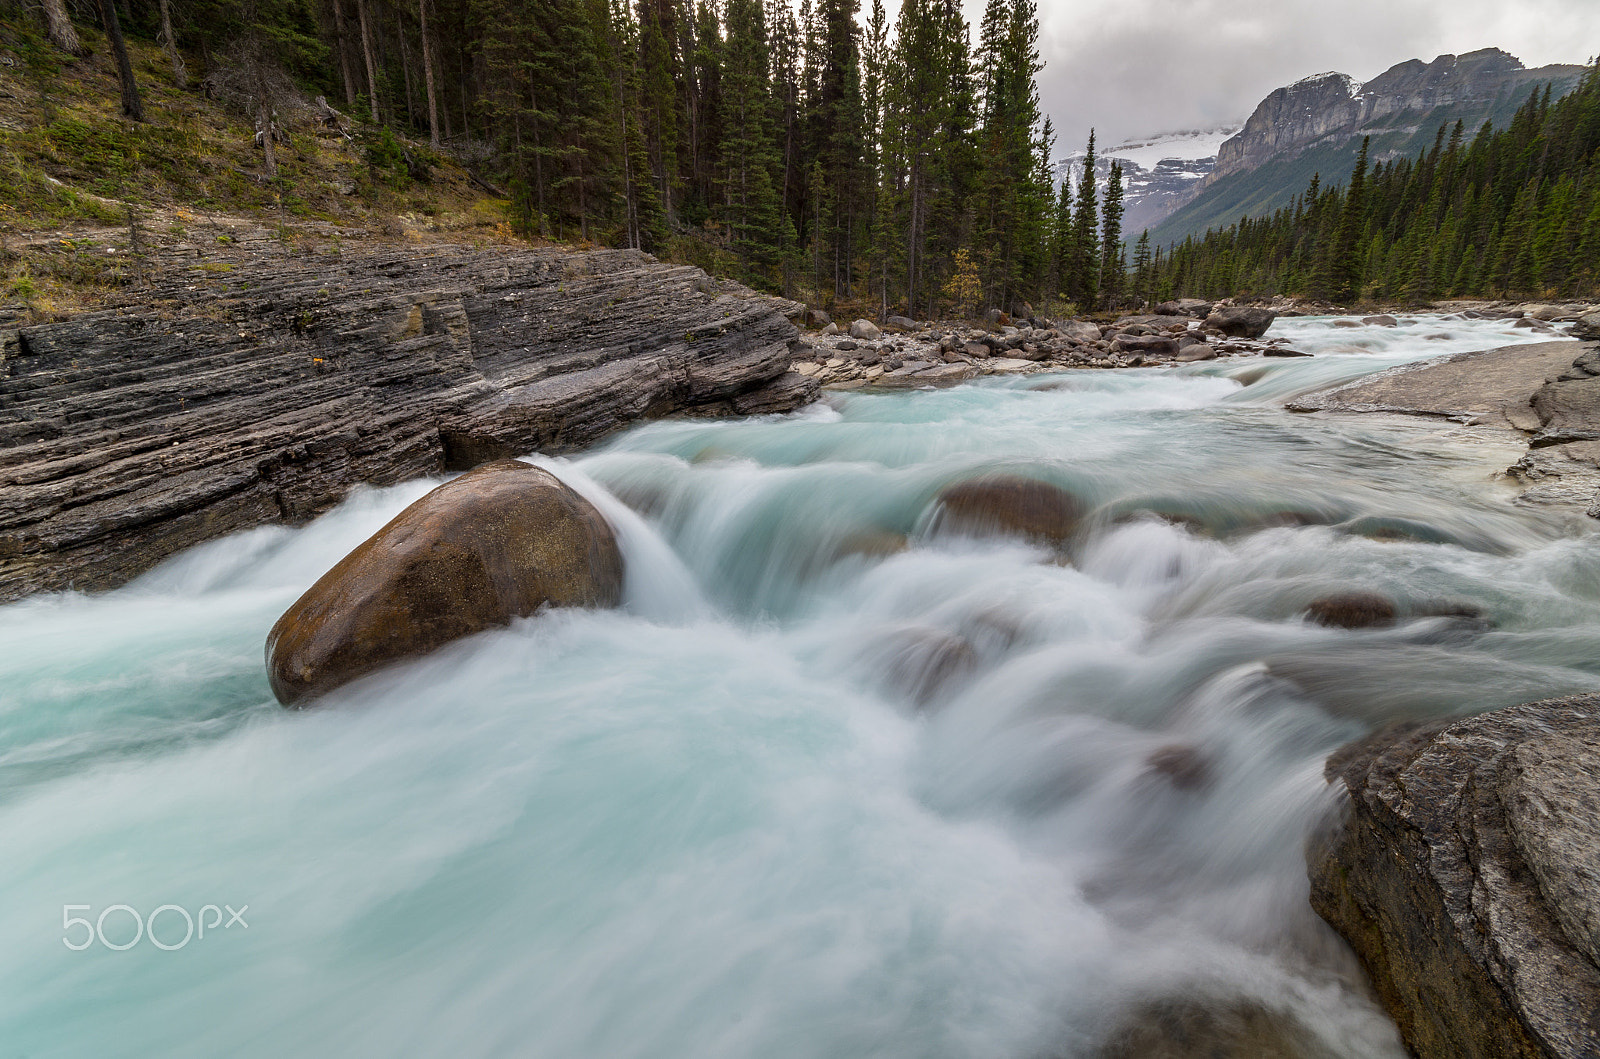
[1304,592,1397,629]
[266,460,623,706]
[875,626,979,706]
[932,475,1084,546]
[1310,695,1600,1059]
[1096,995,1336,1059]
[1144,745,1212,792]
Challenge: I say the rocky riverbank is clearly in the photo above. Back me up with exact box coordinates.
[0,244,815,602]
[1289,310,1600,514]
[1311,696,1600,1059]
[786,301,1299,388]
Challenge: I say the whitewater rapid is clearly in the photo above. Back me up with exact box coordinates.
[1,315,1595,1057]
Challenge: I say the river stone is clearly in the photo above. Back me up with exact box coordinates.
[848,318,882,341]
[1096,995,1335,1059]
[1303,592,1397,629]
[804,307,832,328]
[1154,298,1213,318]
[1362,314,1399,327]
[885,315,918,331]
[1310,695,1600,1059]
[877,626,979,706]
[1115,334,1178,355]
[1144,745,1212,792]
[1205,307,1277,338]
[1568,313,1600,340]
[1176,343,1216,362]
[1060,320,1103,344]
[933,474,1084,546]
[266,460,623,706]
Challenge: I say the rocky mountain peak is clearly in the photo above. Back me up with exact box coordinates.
[1211,48,1584,184]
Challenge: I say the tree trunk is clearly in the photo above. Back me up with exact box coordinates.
[396,17,416,126]
[157,0,187,88]
[332,0,358,108]
[97,0,145,122]
[258,100,278,178]
[356,0,381,122]
[418,0,440,148]
[41,0,84,56]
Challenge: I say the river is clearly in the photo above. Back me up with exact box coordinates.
[2,315,1596,1057]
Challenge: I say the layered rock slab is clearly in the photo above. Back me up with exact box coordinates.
[0,246,816,601]
[1309,696,1600,1059]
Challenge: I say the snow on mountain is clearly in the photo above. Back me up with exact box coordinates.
[1054,124,1244,236]
[1102,126,1243,173]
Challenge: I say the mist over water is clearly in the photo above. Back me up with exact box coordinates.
[2,316,1596,1057]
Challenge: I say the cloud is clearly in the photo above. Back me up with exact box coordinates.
[927,0,1600,152]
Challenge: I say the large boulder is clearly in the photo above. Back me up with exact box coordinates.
[932,475,1084,546]
[1115,334,1180,356]
[1115,314,1193,331]
[885,314,919,332]
[1060,320,1104,344]
[1205,307,1277,338]
[804,307,832,329]
[1571,313,1600,341]
[1310,695,1600,1059]
[266,460,623,705]
[849,318,883,341]
[1154,298,1214,319]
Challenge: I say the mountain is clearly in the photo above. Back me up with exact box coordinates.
[1056,125,1243,238]
[1103,127,1243,236]
[1148,48,1590,248]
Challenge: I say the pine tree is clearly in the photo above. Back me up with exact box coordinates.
[1066,130,1099,306]
[1098,160,1124,307]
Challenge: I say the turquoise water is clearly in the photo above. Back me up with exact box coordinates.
[1,316,1595,1057]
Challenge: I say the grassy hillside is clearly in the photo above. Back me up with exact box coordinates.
[1149,83,1574,248]
[0,13,518,317]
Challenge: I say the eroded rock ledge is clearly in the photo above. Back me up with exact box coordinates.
[1309,696,1600,1059]
[1288,337,1600,512]
[0,246,816,601]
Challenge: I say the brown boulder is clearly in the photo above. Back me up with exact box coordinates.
[266,460,623,705]
[933,475,1084,546]
[1304,592,1397,629]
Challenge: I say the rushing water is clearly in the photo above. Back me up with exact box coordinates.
[2,316,1596,1058]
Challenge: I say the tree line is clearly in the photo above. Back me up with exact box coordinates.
[22,0,1145,317]
[24,0,1597,313]
[1142,62,1600,306]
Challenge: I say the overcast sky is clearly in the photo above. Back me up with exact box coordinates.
[899,0,1600,153]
